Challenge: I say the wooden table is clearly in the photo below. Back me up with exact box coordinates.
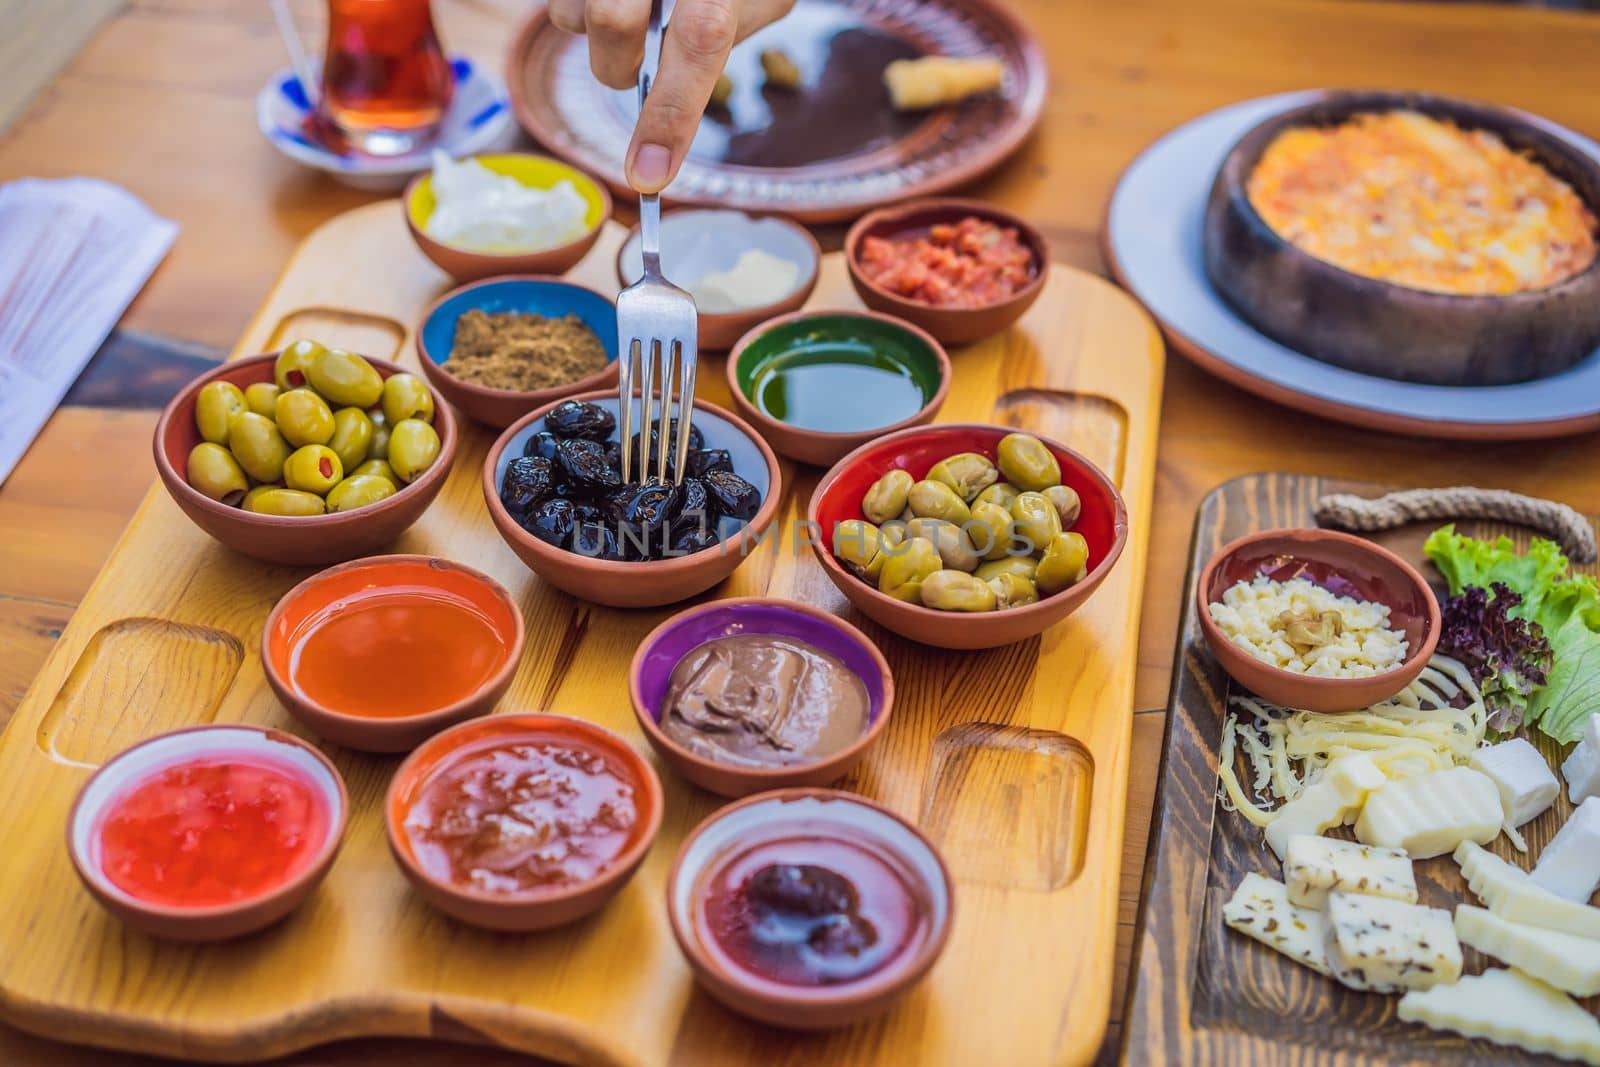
[4,1,1600,1063]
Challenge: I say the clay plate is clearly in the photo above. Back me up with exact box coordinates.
[262,555,526,752]
[726,308,951,468]
[482,389,783,608]
[616,209,821,351]
[154,353,458,567]
[808,423,1128,649]
[385,713,663,931]
[629,597,894,797]
[506,0,1047,222]
[667,788,954,1029]
[1194,527,1441,712]
[417,275,620,429]
[1204,90,1600,387]
[403,152,612,283]
[66,724,348,942]
[844,197,1049,346]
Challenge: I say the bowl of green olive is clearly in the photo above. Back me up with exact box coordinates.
[154,340,457,566]
[807,425,1128,649]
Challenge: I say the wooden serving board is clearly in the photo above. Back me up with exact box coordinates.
[1121,473,1600,1066]
[0,202,1163,1067]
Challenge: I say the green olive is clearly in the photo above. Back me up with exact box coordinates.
[245,487,326,516]
[975,557,1039,583]
[834,519,883,569]
[879,522,908,552]
[878,536,941,600]
[388,418,441,483]
[906,517,978,572]
[226,411,290,483]
[274,339,326,391]
[367,409,390,460]
[240,485,276,511]
[283,444,343,495]
[186,443,248,505]
[349,458,398,486]
[1042,484,1081,529]
[306,348,384,408]
[1010,491,1062,554]
[195,381,246,445]
[1036,532,1090,595]
[966,501,1014,561]
[927,452,999,503]
[861,469,913,525]
[987,571,1039,610]
[327,407,373,471]
[380,372,434,425]
[906,479,970,524]
[920,570,996,612]
[974,482,1020,510]
[996,432,1061,492]
[274,388,336,448]
[325,474,397,513]
[244,381,281,418]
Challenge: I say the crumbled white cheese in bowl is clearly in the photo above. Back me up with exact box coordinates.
[1207,575,1409,678]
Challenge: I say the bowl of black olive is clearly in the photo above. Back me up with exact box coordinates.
[482,392,783,607]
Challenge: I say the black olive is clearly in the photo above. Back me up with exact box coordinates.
[746,864,858,917]
[702,469,760,522]
[545,400,616,440]
[569,520,624,560]
[555,438,622,493]
[571,502,606,525]
[620,479,682,528]
[679,478,709,523]
[524,497,577,546]
[522,430,560,461]
[669,525,719,555]
[686,449,733,478]
[627,419,703,476]
[500,456,554,517]
[602,440,624,473]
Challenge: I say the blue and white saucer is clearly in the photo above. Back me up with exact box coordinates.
[256,56,515,190]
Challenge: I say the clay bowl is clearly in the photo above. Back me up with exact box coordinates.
[616,208,820,351]
[417,275,620,428]
[403,152,612,283]
[844,197,1049,347]
[667,788,954,1029]
[1195,528,1441,712]
[1204,89,1600,386]
[726,309,951,468]
[482,389,783,609]
[154,353,458,567]
[262,555,525,753]
[629,597,894,797]
[385,712,663,931]
[66,724,348,942]
[808,424,1128,650]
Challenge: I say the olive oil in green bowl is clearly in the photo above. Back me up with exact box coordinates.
[733,314,945,435]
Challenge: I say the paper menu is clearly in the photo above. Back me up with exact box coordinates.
[0,178,177,485]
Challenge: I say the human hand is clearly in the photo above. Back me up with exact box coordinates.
[547,0,796,193]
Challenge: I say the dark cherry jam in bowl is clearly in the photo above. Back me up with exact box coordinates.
[668,789,954,1029]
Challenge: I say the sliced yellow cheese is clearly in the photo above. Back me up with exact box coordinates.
[1456,841,1600,941]
[1265,754,1387,860]
[1398,968,1600,1066]
[1455,904,1600,997]
[1355,765,1503,858]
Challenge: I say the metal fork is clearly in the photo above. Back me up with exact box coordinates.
[617,0,698,486]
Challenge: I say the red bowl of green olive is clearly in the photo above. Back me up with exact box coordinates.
[154,343,457,566]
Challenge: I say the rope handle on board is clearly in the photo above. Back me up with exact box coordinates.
[1313,486,1598,565]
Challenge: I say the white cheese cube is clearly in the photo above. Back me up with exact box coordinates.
[1398,968,1600,1065]
[1325,892,1462,993]
[1284,834,1417,909]
[1533,797,1600,903]
[1354,766,1503,859]
[1264,754,1386,860]
[1563,738,1600,806]
[1222,872,1331,976]
[1455,904,1600,997]
[1471,738,1560,828]
[1456,841,1600,941]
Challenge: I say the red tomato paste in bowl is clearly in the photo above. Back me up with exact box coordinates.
[857,216,1036,308]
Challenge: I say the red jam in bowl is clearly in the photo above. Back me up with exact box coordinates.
[858,216,1036,308]
[96,754,332,908]
[403,737,642,894]
[697,834,928,987]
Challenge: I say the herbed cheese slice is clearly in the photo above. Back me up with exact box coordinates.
[1533,797,1600,903]
[1354,765,1503,859]
[1283,834,1417,909]
[1325,892,1461,993]
[1471,737,1560,830]
[1455,841,1600,941]
[1222,872,1331,976]
[1398,968,1600,1066]
[1264,754,1387,860]
[1455,904,1600,997]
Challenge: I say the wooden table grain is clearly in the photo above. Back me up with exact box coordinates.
[3,1,1600,1064]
